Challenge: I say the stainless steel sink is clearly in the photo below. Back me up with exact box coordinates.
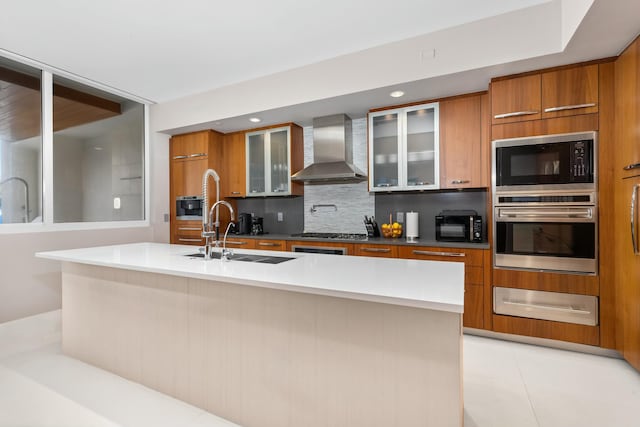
[185,252,295,264]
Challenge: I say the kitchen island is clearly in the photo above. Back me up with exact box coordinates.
[37,242,464,427]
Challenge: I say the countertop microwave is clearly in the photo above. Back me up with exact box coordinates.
[435,210,483,243]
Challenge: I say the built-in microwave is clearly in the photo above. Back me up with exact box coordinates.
[493,131,596,192]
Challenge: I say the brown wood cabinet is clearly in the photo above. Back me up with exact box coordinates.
[614,35,640,372]
[169,130,226,245]
[439,94,488,188]
[616,38,640,177]
[491,63,600,132]
[254,239,287,251]
[490,268,600,346]
[397,245,486,329]
[491,74,542,125]
[353,244,398,258]
[223,131,248,197]
[541,64,599,119]
[223,237,257,250]
[173,220,205,246]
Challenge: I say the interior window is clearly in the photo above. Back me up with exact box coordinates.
[0,58,42,224]
[52,76,145,222]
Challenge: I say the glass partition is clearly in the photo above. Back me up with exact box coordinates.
[0,58,42,224]
[52,76,145,222]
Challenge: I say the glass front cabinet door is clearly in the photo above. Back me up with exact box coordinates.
[245,126,292,196]
[368,102,440,191]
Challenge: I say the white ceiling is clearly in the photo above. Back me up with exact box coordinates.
[2,0,639,133]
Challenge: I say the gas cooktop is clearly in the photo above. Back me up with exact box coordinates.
[291,232,368,241]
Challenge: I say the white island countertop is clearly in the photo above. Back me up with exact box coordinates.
[37,242,464,313]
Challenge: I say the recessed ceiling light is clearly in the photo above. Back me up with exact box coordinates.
[390,91,405,98]
[249,117,261,123]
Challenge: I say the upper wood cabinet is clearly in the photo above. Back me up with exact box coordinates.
[440,94,488,188]
[223,131,247,197]
[615,39,640,176]
[541,64,599,119]
[491,74,541,125]
[491,63,599,126]
[368,102,440,191]
[171,157,208,198]
[225,124,303,197]
[170,131,210,160]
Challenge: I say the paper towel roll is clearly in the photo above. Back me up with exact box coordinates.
[406,211,419,242]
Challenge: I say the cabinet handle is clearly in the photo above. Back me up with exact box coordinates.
[543,103,596,113]
[226,241,248,246]
[631,183,640,255]
[623,162,640,171]
[189,153,206,158]
[178,238,202,242]
[450,179,470,185]
[502,300,591,315]
[413,250,465,258]
[493,111,538,119]
[178,227,201,231]
[362,247,391,253]
[259,242,281,247]
[172,155,188,160]
[231,191,241,195]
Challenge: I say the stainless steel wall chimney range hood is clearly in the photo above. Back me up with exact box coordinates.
[291,114,367,184]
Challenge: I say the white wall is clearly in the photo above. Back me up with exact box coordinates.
[0,227,153,323]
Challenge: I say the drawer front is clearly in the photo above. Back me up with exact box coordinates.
[175,235,205,245]
[255,240,286,251]
[399,246,484,266]
[494,287,598,326]
[224,238,257,249]
[354,245,398,258]
[175,223,203,237]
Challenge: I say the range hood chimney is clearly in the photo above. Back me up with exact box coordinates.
[291,114,367,184]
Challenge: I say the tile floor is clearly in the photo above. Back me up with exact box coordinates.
[1,310,639,427]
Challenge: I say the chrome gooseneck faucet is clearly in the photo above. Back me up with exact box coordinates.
[208,200,235,261]
[201,169,235,260]
[0,176,30,223]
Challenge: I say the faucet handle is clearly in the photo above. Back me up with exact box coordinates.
[221,248,234,261]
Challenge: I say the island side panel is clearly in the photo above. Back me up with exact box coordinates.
[62,262,462,427]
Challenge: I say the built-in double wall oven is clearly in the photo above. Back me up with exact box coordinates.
[492,131,599,326]
[492,131,597,275]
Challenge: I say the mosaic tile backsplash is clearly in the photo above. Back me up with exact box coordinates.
[302,118,375,234]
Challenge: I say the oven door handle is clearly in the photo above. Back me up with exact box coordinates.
[496,208,593,219]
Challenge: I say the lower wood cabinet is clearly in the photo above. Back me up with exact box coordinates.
[223,237,256,250]
[397,245,486,329]
[173,221,204,246]
[254,239,287,251]
[491,268,600,346]
[354,244,398,258]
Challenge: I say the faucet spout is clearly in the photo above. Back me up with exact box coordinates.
[203,200,235,260]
